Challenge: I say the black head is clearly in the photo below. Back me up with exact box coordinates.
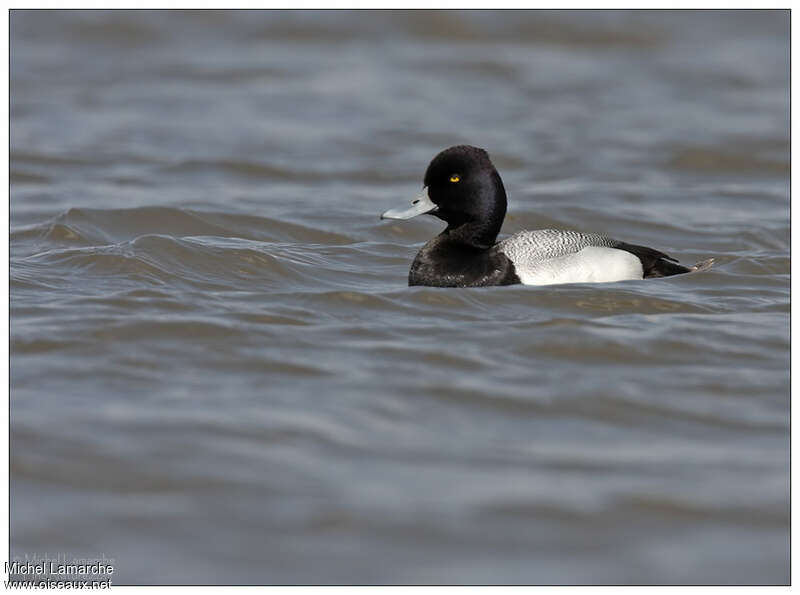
[423,145,507,246]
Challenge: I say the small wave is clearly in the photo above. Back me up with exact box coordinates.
[11,150,106,168]
[14,231,375,294]
[11,221,93,247]
[29,206,354,247]
[618,493,788,526]
[18,243,177,286]
[65,14,164,47]
[10,169,50,184]
[394,11,662,47]
[17,235,292,290]
[668,147,789,174]
[162,157,414,185]
[89,318,247,342]
[161,159,319,182]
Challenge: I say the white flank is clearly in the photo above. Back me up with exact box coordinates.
[509,246,644,286]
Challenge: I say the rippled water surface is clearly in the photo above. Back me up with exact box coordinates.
[10,10,789,584]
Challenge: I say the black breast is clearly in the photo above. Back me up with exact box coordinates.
[408,237,520,287]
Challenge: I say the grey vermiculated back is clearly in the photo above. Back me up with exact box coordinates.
[497,229,620,263]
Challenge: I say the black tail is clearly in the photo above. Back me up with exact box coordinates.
[615,242,713,279]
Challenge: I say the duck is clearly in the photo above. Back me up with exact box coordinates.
[381,145,713,287]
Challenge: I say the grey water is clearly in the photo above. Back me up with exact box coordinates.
[10,10,789,584]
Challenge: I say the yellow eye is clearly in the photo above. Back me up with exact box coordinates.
[449,174,460,183]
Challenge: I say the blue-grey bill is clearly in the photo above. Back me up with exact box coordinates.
[380,188,437,220]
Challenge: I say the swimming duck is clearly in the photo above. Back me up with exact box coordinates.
[381,145,713,287]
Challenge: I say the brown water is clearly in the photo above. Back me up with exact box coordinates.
[10,10,789,584]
